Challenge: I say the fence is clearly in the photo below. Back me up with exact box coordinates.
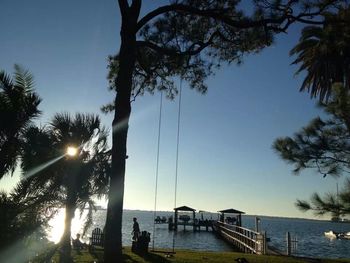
[213,221,266,254]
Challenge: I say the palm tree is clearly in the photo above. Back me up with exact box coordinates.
[0,65,41,178]
[0,183,56,263]
[20,113,110,261]
[290,8,350,101]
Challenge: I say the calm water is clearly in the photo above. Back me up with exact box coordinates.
[49,210,350,259]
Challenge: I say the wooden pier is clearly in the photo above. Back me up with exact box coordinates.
[168,219,214,231]
[164,206,267,255]
[213,221,266,254]
[213,208,266,255]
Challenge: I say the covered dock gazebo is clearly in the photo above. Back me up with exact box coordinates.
[173,205,196,230]
[218,208,245,227]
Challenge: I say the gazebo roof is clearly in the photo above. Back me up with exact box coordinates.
[174,205,196,212]
[218,208,245,214]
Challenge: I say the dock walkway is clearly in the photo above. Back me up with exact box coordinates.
[213,221,266,255]
[168,219,214,231]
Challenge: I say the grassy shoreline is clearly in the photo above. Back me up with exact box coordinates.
[35,246,350,263]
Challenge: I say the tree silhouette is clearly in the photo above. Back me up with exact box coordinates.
[296,178,350,218]
[0,65,41,178]
[274,6,350,217]
[274,84,350,217]
[290,7,350,101]
[20,113,110,262]
[0,183,55,263]
[274,84,350,177]
[105,1,342,261]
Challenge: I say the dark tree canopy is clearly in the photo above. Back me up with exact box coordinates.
[274,84,350,177]
[0,65,41,178]
[103,0,341,111]
[274,4,350,218]
[0,183,54,263]
[104,1,346,261]
[290,6,350,101]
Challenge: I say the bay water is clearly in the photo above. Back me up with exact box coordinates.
[49,209,350,259]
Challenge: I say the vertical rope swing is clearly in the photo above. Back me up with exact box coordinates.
[152,78,183,254]
[174,78,182,210]
[152,91,163,251]
[172,78,182,252]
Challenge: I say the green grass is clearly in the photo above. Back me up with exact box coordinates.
[33,247,350,263]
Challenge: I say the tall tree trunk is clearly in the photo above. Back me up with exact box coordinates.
[60,192,76,263]
[104,1,141,262]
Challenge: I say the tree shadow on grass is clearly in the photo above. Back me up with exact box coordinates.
[79,248,172,263]
[34,244,59,263]
[122,254,139,263]
[58,250,74,263]
[88,247,104,262]
[133,251,171,263]
[87,249,137,263]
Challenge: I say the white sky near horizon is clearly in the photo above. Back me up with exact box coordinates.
[0,0,346,220]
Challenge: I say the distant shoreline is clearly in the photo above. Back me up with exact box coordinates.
[86,207,340,222]
[121,209,340,223]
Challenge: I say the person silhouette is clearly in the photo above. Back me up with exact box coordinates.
[72,233,85,250]
[132,217,140,241]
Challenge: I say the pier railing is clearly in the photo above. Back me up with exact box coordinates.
[213,222,266,255]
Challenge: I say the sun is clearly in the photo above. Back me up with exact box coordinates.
[66,146,78,157]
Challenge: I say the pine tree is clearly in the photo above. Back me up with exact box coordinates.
[105,1,342,261]
[274,84,350,216]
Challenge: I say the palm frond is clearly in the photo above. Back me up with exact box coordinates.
[13,64,35,92]
[0,65,41,179]
[290,9,350,101]
[0,70,13,92]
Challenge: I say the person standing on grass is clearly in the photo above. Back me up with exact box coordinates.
[132,217,140,241]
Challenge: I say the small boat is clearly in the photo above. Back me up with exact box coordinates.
[154,216,163,224]
[179,215,191,222]
[338,232,350,239]
[331,216,350,223]
[324,230,338,239]
[154,216,169,224]
[324,230,350,239]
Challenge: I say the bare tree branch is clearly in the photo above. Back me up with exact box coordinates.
[137,2,331,33]
[136,31,219,57]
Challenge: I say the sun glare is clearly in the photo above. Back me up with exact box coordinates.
[47,209,90,244]
[48,210,65,243]
[66,146,78,157]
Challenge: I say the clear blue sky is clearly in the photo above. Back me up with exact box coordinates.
[0,0,343,219]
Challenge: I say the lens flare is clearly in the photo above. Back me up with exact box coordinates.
[66,146,78,157]
[23,155,65,179]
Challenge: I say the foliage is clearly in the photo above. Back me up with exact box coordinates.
[103,0,341,111]
[104,1,347,261]
[290,6,350,101]
[275,5,350,217]
[0,185,55,263]
[0,65,41,178]
[20,113,111,250]
[0,190,46,248]
[296,178,350,217]
[274,84,350,177]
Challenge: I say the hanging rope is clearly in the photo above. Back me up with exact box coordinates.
[172,77,183,252]
[152,91,163,250]
[174,79,183,210]
[152,78,183,253]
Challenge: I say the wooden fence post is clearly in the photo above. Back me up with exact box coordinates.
[286,232,291,256]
